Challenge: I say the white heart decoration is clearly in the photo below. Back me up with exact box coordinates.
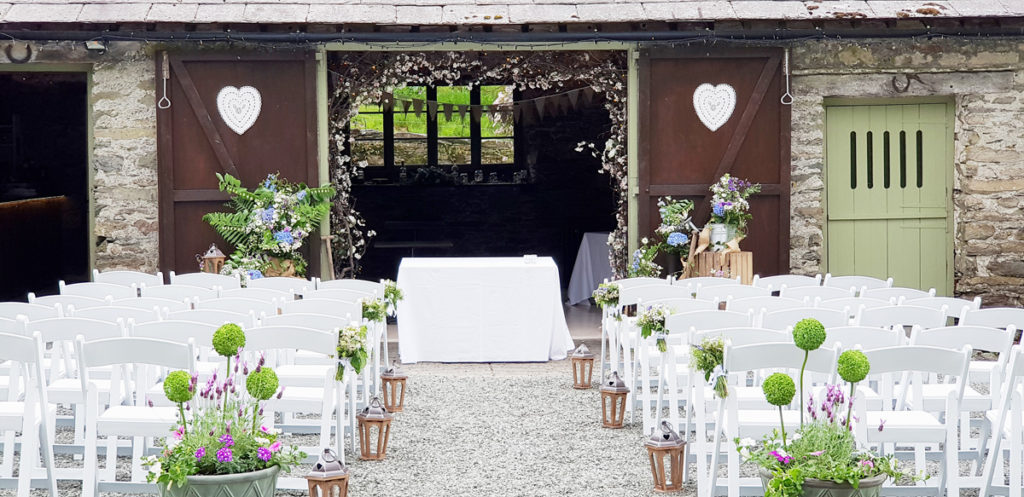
[693,83,736,132]
[216,85,262,135]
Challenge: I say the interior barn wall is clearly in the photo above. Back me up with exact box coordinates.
[788,38,1024,305]
[1,40,159,273]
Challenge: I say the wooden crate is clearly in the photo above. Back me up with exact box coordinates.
[694,251,753,284]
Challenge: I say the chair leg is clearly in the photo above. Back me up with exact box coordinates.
[16,418,37,497]
[349,378,357,454]
[82,388,99,497]
[0,430,14,478]
[131,436,145,482]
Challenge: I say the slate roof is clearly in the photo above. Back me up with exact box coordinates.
[0,0,1021,25]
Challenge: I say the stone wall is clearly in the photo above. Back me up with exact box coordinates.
[2,41,159,273]
[788,38,1024,305]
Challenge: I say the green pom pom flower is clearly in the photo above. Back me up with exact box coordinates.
[792,318,826,351]
[246,367,279,401]
[762,372,796,407]
[163,370,194,404]
[212,323,245,357]
[837,349,870,383]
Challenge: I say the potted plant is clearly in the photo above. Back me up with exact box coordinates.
[708,174,760,250]
[654,196,697,274]
[142,323,306,495]
[628,238,664,278]
[736,319,922,497]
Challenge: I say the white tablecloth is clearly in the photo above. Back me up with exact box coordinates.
[566,232,613,305]
[396,257,574,363]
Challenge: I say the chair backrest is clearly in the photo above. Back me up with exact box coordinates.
[814,296,891,317]
[75,337,196,401]
[780,285,854,302]
[910,325,1015,356]
[246,325,337,356]
[666,310,753,334]
[140,284,218,303]
[110,297,190,313]
[0,302,61,321]
[612,277,670,289]
[247,276,313,293]
[824,326,904,351]
[130,320,219,348]
[695,284,770,303]
[27,293,108,312]
[856,304,946,329]
[863,344,971,377]
[166,309,256,328]
[904,296,981,319]
[684,276,742,289]
[960,307,1024,332]
[725,342,838,376]
[316,278,383,296]
[726,296,805,315]
[280,298,361,321]
[302,288,376,302]
[59,280,138,300]
[260,312,349,332]
[71,305,163,325]
[0,317,21,334]
[751,274,822,291]
[0,332,50,411]
[169,271,241,290]
[822,274,893,293]
[690,327,790,347]
[623,285,695,306]
[761,307,849,331]
[221,287,295,303]
[645,297,716,314]
[861,286,935,302]
[93,269,164,288]
[195,297,279,318]
[23,316,124,342]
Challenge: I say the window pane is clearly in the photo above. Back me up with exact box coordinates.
[393,86,428,166]
[481,85,514,138]
[394,139,427,166]
[482,138,514,165]
[437,86,472,138]
[351,140,384,167]
[438,138,471,165]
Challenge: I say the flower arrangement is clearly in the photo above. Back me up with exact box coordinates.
[737,321,920,497]
[335,323,369,381]
[709,174,761,234]
[141,323,305,489]
[383,279,404,316]
[691,336,728,399]
[628,238,663,278]
[362,298,387,323]
[592,282,620,309]
[636,304,671,352]
[203,173,336,279]
[655,197,697,258]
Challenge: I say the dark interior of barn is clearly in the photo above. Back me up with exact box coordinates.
[0,72,89,301]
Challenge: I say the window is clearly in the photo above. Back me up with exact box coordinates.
[351,85,515,177]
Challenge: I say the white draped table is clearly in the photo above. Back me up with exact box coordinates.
[566,232,613,305]
[396,257,575,363]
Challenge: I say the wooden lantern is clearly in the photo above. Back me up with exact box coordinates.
[599,371,630,429]
[200,243,226,274]
[645,421,687,493]
[570,344,595,389]
[305,448,349,497]
[380,362,408,413]
[356,397,393,460]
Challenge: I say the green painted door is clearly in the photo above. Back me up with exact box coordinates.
[825,102,952,295]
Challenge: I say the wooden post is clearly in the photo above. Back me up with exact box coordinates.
[321,234,336,280]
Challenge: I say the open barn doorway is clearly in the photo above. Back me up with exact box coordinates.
[0,72,89,300]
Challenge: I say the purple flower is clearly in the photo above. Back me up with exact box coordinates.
[216,447,233,463]
[195,447,206,460]
[878,419,886,432]
[770,450,794,465]
[219,434,235,447]
[257,447,273,462]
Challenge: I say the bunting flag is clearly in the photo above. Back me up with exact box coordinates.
[412,99,423,117]
[381,92,393,112]
[470,106,483,123]
[441,103,454,121]
[379,86,597,124]
[567,89,580,110]
[582,87,596,104]
[512,103,523,122]
[402,100,413,114]
[426,101,438,119]
[535,97,546,121]
[457,104,469,120]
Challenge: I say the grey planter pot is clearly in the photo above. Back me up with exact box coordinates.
[160,465,280,497]
[760,470,887,497]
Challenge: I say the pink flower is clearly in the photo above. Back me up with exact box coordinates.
[860,459,875,469]
[173,426,184,439]
[269,441,282,453]
[809,450,824,456]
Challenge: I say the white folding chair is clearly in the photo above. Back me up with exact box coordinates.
[751,273,822,292]
[27,293,107,313]
[140,284,218,304]
[0,302,61,321]
[195,297,280,319]
[621,285,695,305]
[780,285,854,302]
[761,307,849,331]
[0,332,57,497]
[110,297,189,313]
[725,296,805,320]
[261,312,349,332]
[862,286,936,303]
[247,276,313,294]
[302,288,376,302]
[823,325,905,351]
[71,305,163,325]
[978,346,1023,497]
[166,309,257,328]
[130,320,221,385]
[855,304,947,330]
[646,297,716,314]
[822,274,893,294]
[694,284,769,304]
[168,270,240,290]
[614,276,671,289]
[905,295,981,321]
[221,287,296,303]
[77,336,196,497]
[815,296,891,319]
[316,278,383,295]
[961,308,1024,335]
[59,280,137,300]
[281,299,361,321]
[92,269,163,288]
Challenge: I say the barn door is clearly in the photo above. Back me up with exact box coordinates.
[156,52,319,276]
[637,47,790,276]
[825,102,952,294]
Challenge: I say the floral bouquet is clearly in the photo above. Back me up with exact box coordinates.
[142,323,305,489]
[335,323,369,381]
[628,238,663,278]
[691,336,728,399]
[592,282,620,309]
[362,298,387,323]
[737,318,920,497]
[655,197,697,258]
[383,279,404,317]
[709,174,761,235]
[636,304,671,352]
[203,173,336,279]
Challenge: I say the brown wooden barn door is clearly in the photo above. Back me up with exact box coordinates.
[156,51,319,276]
[637,47,790,277]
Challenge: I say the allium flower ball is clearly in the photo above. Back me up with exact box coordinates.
[792,318,827,351]
[163,370,194,404]
[246,367,280,401]
[837,350,871,383]
[212,323,245,357]
[257,447,273,462]
[762,373,796,407]
[216,447,233,463]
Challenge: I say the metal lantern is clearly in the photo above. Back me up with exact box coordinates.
[305,448,349,497]
[570,343,595,389]
[599,371,630,429]
[356,397,394,460]
[645,421,687,493]
[200,243,226,274]
[380,362,408,413]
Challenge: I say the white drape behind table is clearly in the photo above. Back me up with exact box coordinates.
[567,232,613,305]
[397,257,574,363]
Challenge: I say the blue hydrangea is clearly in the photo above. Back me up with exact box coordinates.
[263,179,277,193]
[667,232,689,247]
[713,202,726,217]
[296,191,307,201]
[273,230,294,244]
[247,270,263,280]
[261,207,275,223]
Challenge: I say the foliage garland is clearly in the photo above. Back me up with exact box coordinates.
[327,51,629,277]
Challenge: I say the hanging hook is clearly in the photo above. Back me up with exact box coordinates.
[157,52,172,110]
[4,43,32,64]
[780,48,794,105]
